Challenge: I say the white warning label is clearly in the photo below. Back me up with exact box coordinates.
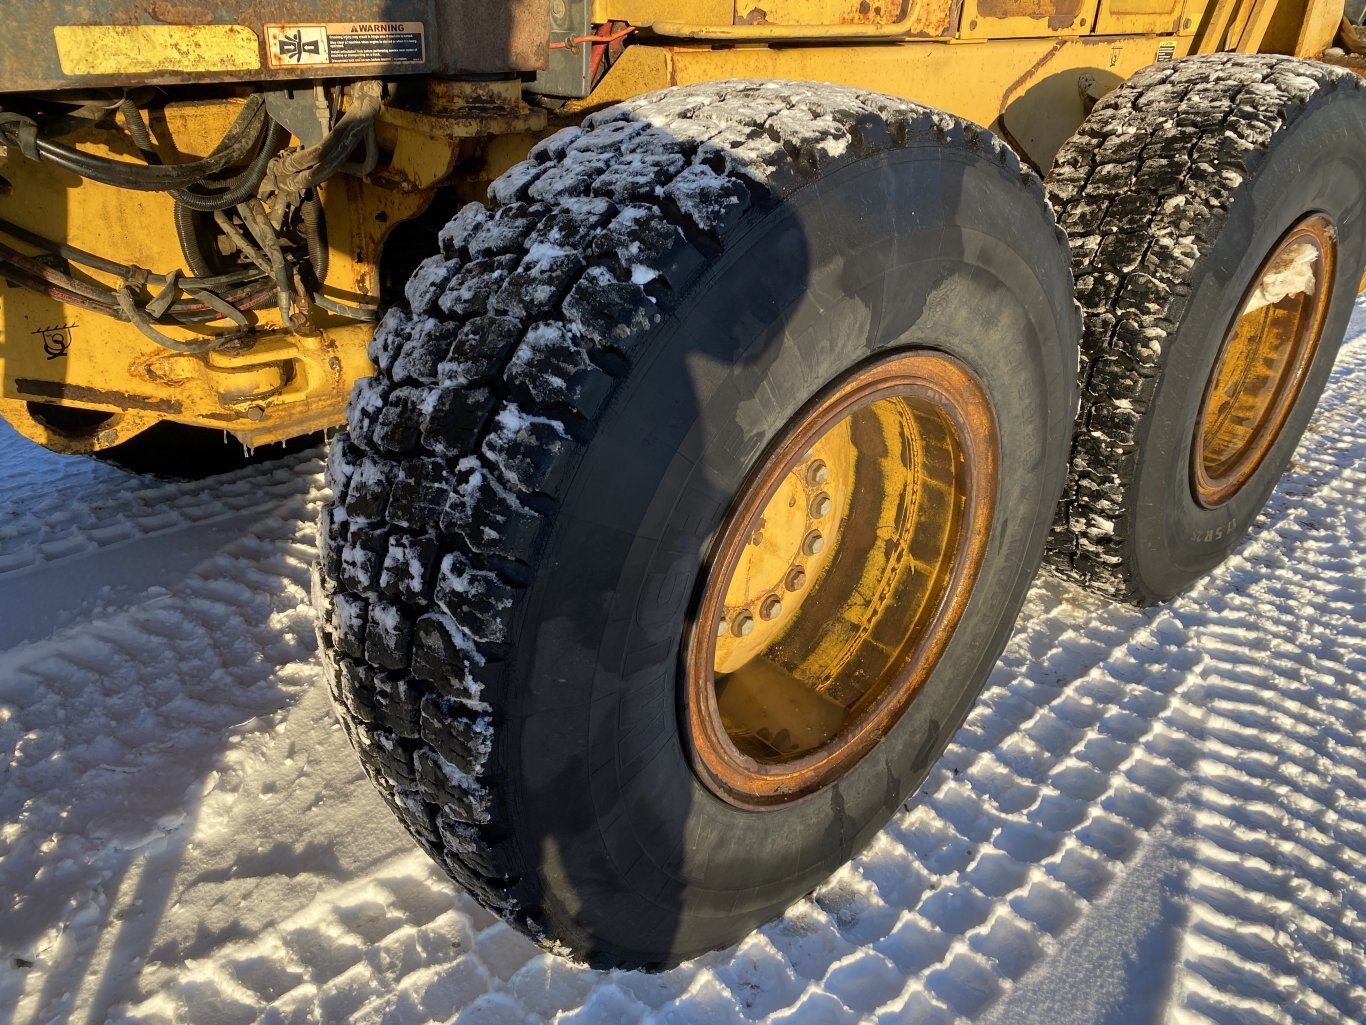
[264,22,425,69]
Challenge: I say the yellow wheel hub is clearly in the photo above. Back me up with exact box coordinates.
[685,351,997,807]
[1194,214,1336,508]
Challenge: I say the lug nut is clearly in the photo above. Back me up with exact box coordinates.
[731,612,755,637]
[717,617,728,638]
[803,530,825,556]
[785,568,807,591]
[807,460,830,485]
[760,595,783,621]
[810,492,832,518]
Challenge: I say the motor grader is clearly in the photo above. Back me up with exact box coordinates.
[2,0,1363,970]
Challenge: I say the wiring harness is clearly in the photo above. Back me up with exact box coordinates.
[0,82,383,354]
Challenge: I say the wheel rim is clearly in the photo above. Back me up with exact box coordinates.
[1193,214,1336,508]
[684,352,998,808]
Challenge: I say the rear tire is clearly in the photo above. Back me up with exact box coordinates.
[1045,54,1366,604]
[315,81,1078,969]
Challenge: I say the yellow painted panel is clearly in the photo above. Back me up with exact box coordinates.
[733,0,907,25]
[593,35,1195,166]
[594,0,734,24]
[1296,0,1344,55]
[959,0,1100,38]
[1095,0,1189,35]
[53,24,260,76]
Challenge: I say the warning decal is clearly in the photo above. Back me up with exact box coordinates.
[264,22,425,69]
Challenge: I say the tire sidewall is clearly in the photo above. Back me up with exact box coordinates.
[510,145,1076,963]
[1129,91,1366,600]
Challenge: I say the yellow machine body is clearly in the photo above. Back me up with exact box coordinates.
[0,0,1346,454]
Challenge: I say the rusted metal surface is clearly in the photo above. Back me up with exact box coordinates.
[683,352,998,808]
[1193,214,1336,508]
[732,0,910,27]
[0,0,549,94]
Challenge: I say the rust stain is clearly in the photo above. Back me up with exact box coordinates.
[16,378,183,414]
[145,2,216,25]
[976,0,1082,23]
[998,37,1067,116]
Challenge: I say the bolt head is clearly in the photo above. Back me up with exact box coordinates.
[807,460,830,485]
[785,568,807,591]
[803,531,825,556]
[760,595,783,621]
[811,493,832,518]
[732,612,755,637]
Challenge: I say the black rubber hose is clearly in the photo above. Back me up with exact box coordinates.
[172,201,217,278]
[170,120,289,211]
[119,98,161,164]
[23,95,268,191]
[301,192,329,285]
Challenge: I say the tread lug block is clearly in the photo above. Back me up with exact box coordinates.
[371,387,428,457]
[438,317,524,388]
[479,405,578,497]
[525,154,613,205]
[436,813,508,879]
[440,459,542,562]
[527,125,583,164]
[345,377,389,451]
[440,853,518,911]
[390,319,453,386]
[366,308,414,375]
[491,249,587,321]
[506,323,613,418]
[562,267,657,358]
[590,150,689,205]
[379,532,441,605]
[333,593,370,661]
[405,254,459,318]
[487,158,549,207]
[324,433,361,498]
[409,611,494,702]
[523,198,617,253]
[661,163,752,241]
[344,455,395,522]
[391,786,443,846]
[365,601,415,671]
[371,673,424,737]
[437,201,491,260]
[585,206,705,292]
[336,656,377,725]
[414,748,492,824]
[433,552,515,644]
[419,691,493,778]
[388,457,451,531]
[419,386,496,456]
[466,202,548,259]
[339,525,387,593]
[372,730,421,789]
[437,256,518,321]
[319,505,349,581]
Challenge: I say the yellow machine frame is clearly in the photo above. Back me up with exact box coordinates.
[0,0,1346,454]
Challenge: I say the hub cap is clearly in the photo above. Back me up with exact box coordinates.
[685,352,997,807]
[1194,214,1336,508]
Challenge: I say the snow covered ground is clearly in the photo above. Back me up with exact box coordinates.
[3,304,1364,1025]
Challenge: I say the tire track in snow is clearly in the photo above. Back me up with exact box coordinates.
[3,336,1364,1024]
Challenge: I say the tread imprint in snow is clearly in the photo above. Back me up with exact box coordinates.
[313,78,1060,964]
[1043,53,1361,601]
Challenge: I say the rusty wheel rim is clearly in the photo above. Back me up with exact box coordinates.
[684,351,998,808]
[1193,214,1336,508]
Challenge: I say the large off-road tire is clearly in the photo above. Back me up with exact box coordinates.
[314,80,1079,969]
[1045,54,1366,604]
